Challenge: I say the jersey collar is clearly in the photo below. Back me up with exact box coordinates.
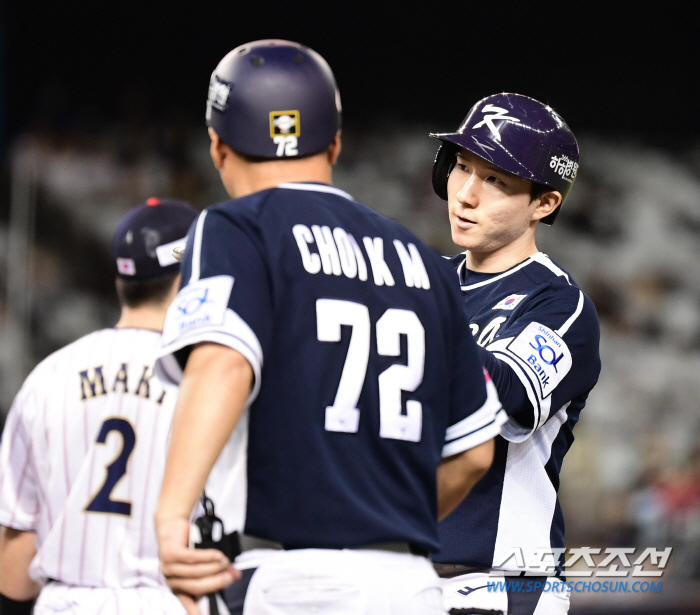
[277,182,353,201]
[460,252,541,290]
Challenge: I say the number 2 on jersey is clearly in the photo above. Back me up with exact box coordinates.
[316,299,424,442]
[85,418,136,516]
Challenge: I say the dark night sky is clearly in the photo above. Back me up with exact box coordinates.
[3,1,698,146]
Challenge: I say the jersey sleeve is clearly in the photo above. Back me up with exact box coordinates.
[483,285,601,442]
[155,207,274,405]
[0,384,40,531]
[442,299,506,458]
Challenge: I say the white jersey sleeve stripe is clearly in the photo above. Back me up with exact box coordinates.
[557,290,585,336]
[489,350,548,443]
[157,306,263,405]
[445,378,503,442]
[442,409,507,458]
[159,329,262,403]
[486,337,544,426]
[189,210,208,284]
[443,377,505,458]
[490,348,543,419]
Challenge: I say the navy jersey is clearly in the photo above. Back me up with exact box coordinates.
[435,252,600,572]
[157,183,504,553]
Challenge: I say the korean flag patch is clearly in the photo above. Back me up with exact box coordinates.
[492,293,527,311]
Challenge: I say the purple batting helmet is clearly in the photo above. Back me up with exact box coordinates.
[206,39,341,160]
[430,93,579,225]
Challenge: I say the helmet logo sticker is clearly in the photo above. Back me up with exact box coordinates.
[270,111,300,137]
[549,154,579,183]
[472,104,521,142]
[206,77,231,119]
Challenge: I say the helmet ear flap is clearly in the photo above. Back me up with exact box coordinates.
[432,143,458,201]
[540,206,560,226]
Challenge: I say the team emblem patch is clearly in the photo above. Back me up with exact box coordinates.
[161,275,234,346]
[472,104,521,142]
[206,76,231,117]
[507,322,572,398]
[492,294,527,311]
[270,111,300,137]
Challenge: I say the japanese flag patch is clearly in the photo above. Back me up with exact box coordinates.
[116,258,136,276]
[492,293,527,311]
[506,322,572,398]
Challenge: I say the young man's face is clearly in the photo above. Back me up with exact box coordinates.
[446,149,542,254]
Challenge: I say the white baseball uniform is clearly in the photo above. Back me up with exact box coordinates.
[0,328,186,614]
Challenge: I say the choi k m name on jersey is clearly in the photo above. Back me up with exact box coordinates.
[292,224,431,289]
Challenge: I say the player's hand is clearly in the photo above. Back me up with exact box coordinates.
[156,516,240,608]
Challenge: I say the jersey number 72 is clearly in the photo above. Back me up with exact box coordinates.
[317,299,424,442]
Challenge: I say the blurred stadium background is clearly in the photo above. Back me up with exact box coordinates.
[1,2,699,613]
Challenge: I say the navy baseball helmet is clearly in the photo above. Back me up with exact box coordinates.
[206,39,341,159]
[430,93,579,225]
[112,197,199,280]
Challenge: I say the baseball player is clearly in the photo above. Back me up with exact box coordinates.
[0,198,200,614]
[428,94,601,614]
[152,39,507,615]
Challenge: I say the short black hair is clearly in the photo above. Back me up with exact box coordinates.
[530,182,551,202]
[115,272,179,309]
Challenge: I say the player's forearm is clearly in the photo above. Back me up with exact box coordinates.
[436,439,494,521]
[0,528,40,601]
[156,342,253,524]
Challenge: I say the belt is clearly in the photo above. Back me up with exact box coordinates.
[239,534,428,558]
[434,563,564,579]
[433,564,492,578]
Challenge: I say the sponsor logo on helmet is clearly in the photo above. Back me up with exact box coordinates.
[270,111,300,137]
[549,155,579,183]
[472,104,521,142]
[206,77,231,116]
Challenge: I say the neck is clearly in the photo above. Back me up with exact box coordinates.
[224,153,333,199]
[465,230,539,273]
[115,303,169,332]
